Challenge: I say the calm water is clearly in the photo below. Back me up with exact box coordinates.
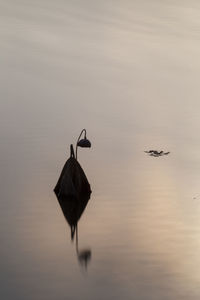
[1,1,200,299]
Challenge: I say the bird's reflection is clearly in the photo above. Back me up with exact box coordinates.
[54,145,92,269]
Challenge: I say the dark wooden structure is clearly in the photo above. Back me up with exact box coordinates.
[54,145,91,240]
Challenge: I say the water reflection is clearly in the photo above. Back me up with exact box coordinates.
[75,227,92,270]
[54,143,92,269]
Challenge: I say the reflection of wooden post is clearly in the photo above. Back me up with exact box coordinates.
[75,224,78,253]
[75,224,91,269]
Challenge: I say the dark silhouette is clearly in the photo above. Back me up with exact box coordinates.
[144,150,170,157]
[54,144,91,238]
[54,132,92,269]
[75,128,91,160]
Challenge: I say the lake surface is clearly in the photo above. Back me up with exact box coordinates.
[1,1,200,299]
